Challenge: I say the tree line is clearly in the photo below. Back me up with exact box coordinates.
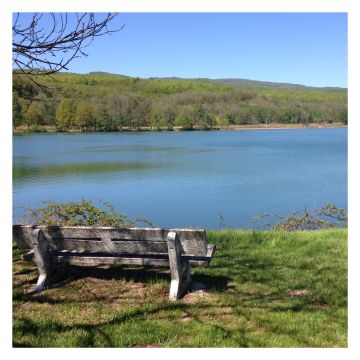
[13,72,348,131]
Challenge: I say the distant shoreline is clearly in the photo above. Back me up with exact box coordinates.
[209,122,346,131]
[12,122,347,134]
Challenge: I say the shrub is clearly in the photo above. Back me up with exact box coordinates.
[249,204,348,231]
[21,199,153,228]
[264,204,347,231]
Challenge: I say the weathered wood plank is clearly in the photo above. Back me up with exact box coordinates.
[51,251,212,267]
[49,239,169,253]
[13,225,208,255]
[55,255,169,267]
[12,225,33,248]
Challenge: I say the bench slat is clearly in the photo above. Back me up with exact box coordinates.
[51,238,169,254]
[54,255,212,268]
[13,225,208,256]
[55,255,170,267]
[51,249,214,268]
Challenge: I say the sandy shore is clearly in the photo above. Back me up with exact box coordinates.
[210,123,346,131]
[13,122,346,133]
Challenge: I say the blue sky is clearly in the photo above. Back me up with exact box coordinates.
[14,12,348,87]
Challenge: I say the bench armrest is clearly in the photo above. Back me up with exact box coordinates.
[206,244,216,259]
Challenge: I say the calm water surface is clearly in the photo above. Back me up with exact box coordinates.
[13,129,347,229]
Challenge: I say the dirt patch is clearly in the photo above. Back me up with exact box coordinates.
[198,305,234,322]
[144,284,168,299]
[309,304,331,310]
[181,282,218,304]
[123,282,146,298]
[288,289,313,297]
[133,344,161,348]
[182,289,215,304]
[180,312,193,323]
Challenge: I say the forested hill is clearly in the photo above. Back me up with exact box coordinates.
[13,71,347,131]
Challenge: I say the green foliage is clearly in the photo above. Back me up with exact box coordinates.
[226,111,235,125]
[24,102,45,127]
[12,93,23,128]
[56,99,76,130]
[95,105,116,131]
[214,115,229,126]
[22,199,153,227]
[192,104,213,129]
[164,107,176,125]
[12,72,348,131]
[75,101,95,130]
[174,112,193,130]
[125,95,152,128]
[13,74,40,99]
[150,107,166,130]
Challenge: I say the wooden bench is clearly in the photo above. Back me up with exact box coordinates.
[12,225,216,300]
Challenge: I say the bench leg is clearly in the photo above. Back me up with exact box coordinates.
[22,249,35,261]
[167,232,192,300]
[31,229,53,292]
[181,261,192,293]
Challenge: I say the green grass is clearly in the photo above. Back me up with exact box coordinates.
[12,228,347,347]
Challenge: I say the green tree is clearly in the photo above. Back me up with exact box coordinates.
[206,113,216,128]
[13,93,23,128]
[75,101,95,131]
[95,105,116,131]
[339,109,348,125]
[24,102,44,127]
[192,104,205,127]
[12,71,348,132]
[42,101,57,126]
[151,108,166,130]
[226,112,235,125]
[192,104,213,129]
[175,112,193,130]
[56,99,76,130]
[125,95,152,128]
[164,108,176,128]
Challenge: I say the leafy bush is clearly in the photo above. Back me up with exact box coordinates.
[272,204,347,231]
[255,204,347,231]
[21,199,153,227]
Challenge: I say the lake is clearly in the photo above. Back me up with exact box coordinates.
[13,128,347,229]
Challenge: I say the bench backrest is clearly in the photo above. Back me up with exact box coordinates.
[12,225,208,256]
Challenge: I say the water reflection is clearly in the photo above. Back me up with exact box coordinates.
[13,161,168,185]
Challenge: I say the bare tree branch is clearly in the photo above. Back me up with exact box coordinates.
[12,12,123,89]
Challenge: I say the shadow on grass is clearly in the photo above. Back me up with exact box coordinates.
[13,267,37,276]
[13,301,205,347]
[13,264,231,304]
[12,341,35,348]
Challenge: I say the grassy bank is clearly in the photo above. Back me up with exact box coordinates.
[13,228,347,347]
